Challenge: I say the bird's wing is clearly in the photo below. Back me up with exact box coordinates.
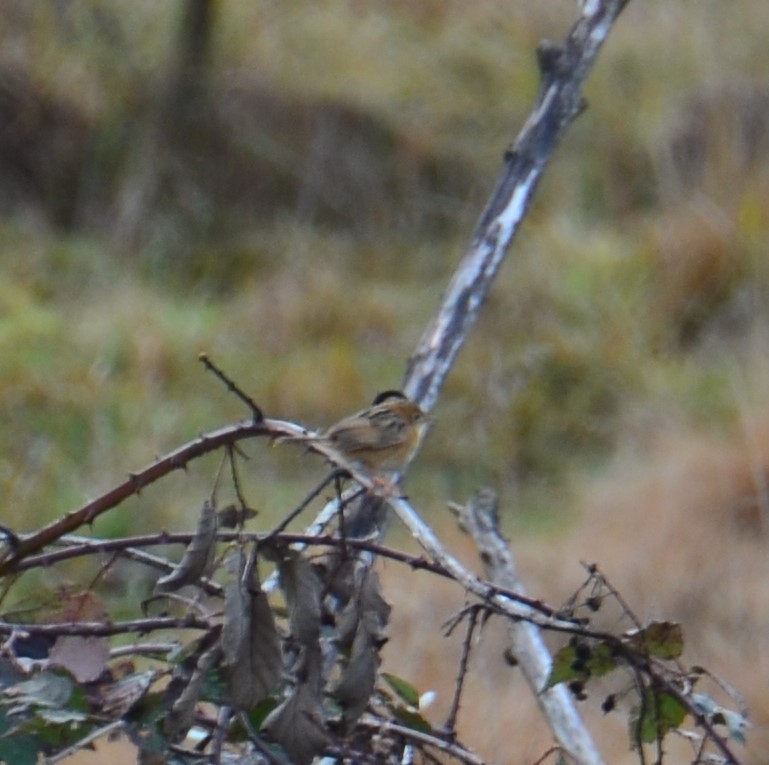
[328,410,407,453]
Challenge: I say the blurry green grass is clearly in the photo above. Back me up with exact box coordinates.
[1,0,769,544]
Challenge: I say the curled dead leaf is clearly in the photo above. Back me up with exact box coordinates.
[154,500,218,594]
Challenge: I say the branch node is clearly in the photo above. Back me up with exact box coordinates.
[502,147,518,164]
[536,39,565,78]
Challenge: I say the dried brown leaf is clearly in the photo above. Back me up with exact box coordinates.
[221,548,282,709]
[333,622,379,730]
[332,573,389,729]
[337,571,391,649]
[51,590,108,622]
[221,551,250,660]
[322,556,357,603]
[278,552,322,646]
[49,635,110,683]
[154,500,218,594]
[263,645,327,765]
[359,572,390,637]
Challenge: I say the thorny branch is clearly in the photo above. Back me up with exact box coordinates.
[0,418,301,574]
[6,531,568,621]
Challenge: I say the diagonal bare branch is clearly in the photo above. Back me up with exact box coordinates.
[404,0,631,413]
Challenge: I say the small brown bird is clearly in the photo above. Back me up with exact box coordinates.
[285,391,429,477]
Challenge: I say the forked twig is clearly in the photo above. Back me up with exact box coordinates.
[444,603,481,734]
[266,468,355,538]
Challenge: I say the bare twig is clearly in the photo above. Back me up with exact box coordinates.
[12,532,226,597]
[444,603,480,734]
[581,563,644,630]
[379,5,634,761]
[198,352,264,422]
[0,615,211,638]
[532,746,565,765]
[359,715,485,765]
[266,468,355,538]
[210,705,233,765]
[109,642,180,659]
[46,720,125,764]
[225,444,250,514]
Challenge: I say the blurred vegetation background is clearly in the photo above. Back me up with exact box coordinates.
[2,1,769,762]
